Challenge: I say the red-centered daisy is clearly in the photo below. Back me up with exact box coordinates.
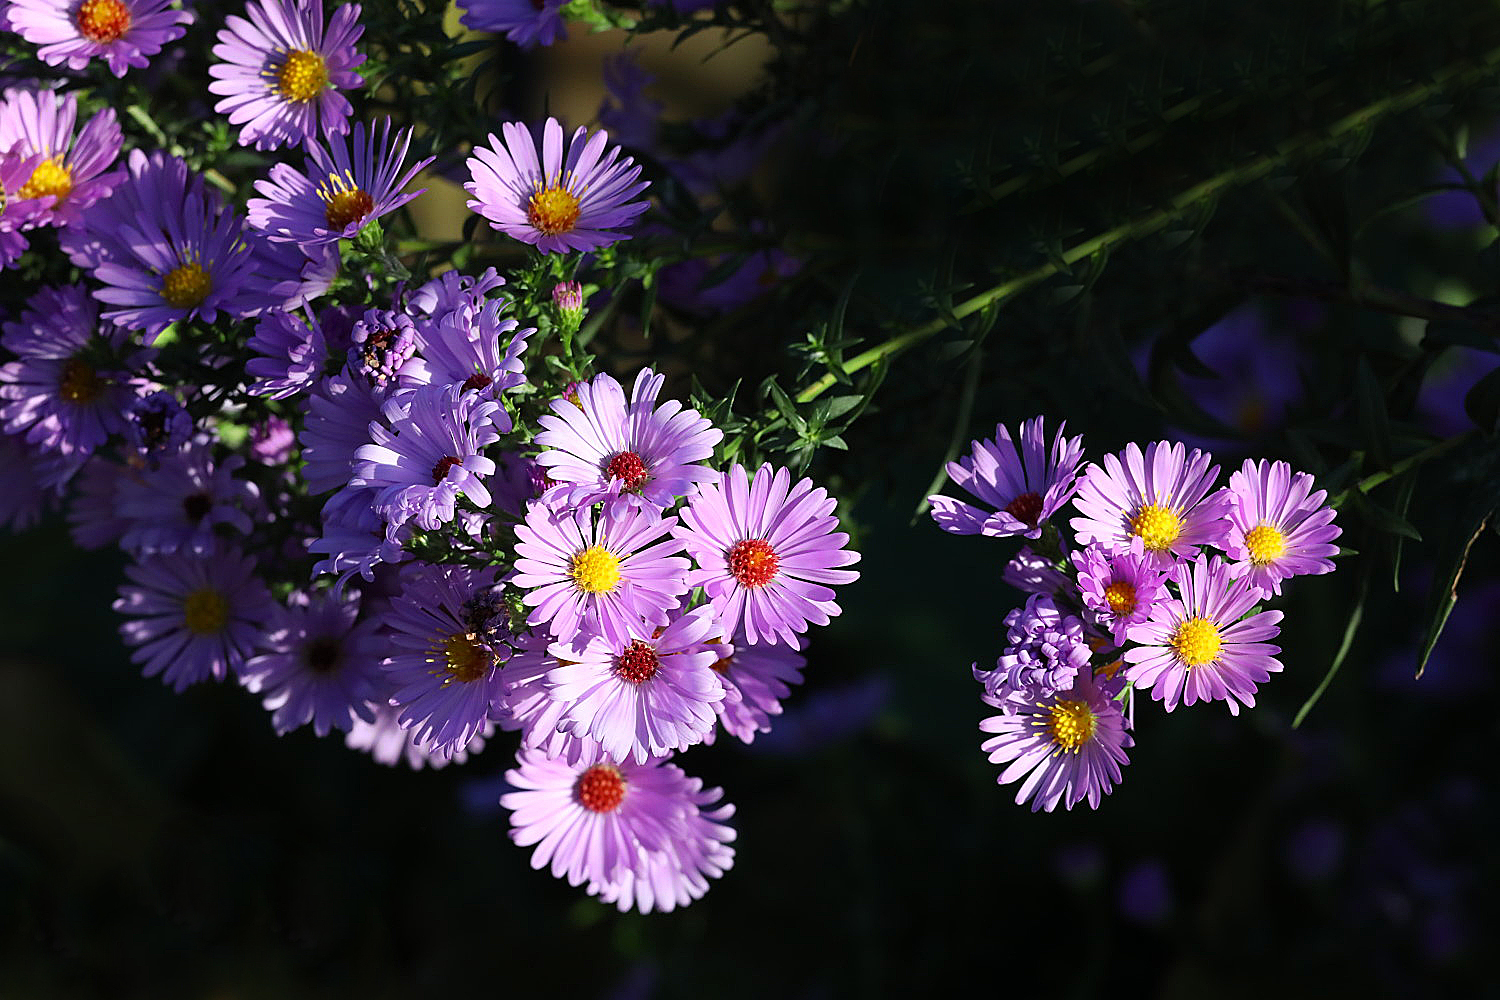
[1070,439,1231,566]
[929,416,1084,539]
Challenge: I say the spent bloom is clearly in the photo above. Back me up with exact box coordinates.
[1220,459,1341,598]
[6,0,191,77]
[1070,439,1231,565]
[975,593,1092,707]
[929,416,1085,539]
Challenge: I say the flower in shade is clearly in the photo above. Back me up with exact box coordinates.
[236,231,338,316]
[114,543,274,691]
[1070,439,1231,565]
[67,456,130,549]
[1072,543,1171,645]
[929,416,1085,539]
[208,0,365,150]
[246,308,328,399]
[345,701,492,770]
[465,117,650,254]
[535,368,722,510]
[115,444,259,555]
[7,0,191,77]
[125,390,191,458]
[0,87,123,229]
[674,463,861,647]
[1220,459,1341,598]
[0,284,146,456]
[548,606,725,765]
[975,593,1092,707]
[1122,555,1284,715]
[62,149,191,270]
[298,370,386,495]
[590,779,736,914]
[980,668,1132,813]
[401,297,532,400]
[248,117,431,246]
[457,0,566,48]
[238,590,384,735]
[0,433,55,531]
[705,633,806,745]
[1001,545,1072,596]
[512,499,690,646]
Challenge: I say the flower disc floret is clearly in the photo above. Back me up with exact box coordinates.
[576,764,626,813]
[1047,698,1097,751]
[276,48,329,101]
[571,545,621,594]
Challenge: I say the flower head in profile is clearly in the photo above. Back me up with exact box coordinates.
[1070,440,1231,566]
[7,0,191,77]
[1221,459,1341,598]
[705,633,806,745]
[465,117,650,253]
[929,416,1085,540]
[1122,555,1283,715]
[457,0,566,48]
[209,0,365,150]
[0,87,124,229]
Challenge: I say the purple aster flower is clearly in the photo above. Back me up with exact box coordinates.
[1122,555,1284,715]
[248,117,432,245]
[115,443,259,555]
[114,542,274,691]
[400,299,531,399]
[238,590,384,736]
[6,0,190,77]
[674,463,861,647]
[497,636,604,767]
[1221,459,1341,598]
[208,0,365,151]
[975,593,1093,707]
[0,142,48,246]
[66,455,129,548]
[548,605,725,765]
[308,485,410,586]
[590,779,736,914]
[347,307,419,390]
[345,701,492,770]
[465,118,650,253]
[1072,543,1172,645]
[929,416,1084,540]
[457,0,565,47]
[236,232,338,316]
[248,415,295,465]
[979,668,1132,813]
[0,284,145,456]
[535,368,722,510]
[125,389,192,457]
[350,383,506,535]
[1070,439,1232,565]
[0,433,55,530]
[381,564,509,759]
[298,370,386,494]
[0,87,123,229]
[246,308,328,399]
[62,148,191,270]
[512,499,691,646]
[1001,544,1072,596]
[705,633,805,745]
[406,266,505,322]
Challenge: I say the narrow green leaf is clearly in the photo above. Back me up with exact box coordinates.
[1390,471,1419,592]
[1293,572,1368,729]
[1351,493,1422,540]
[1417,512,1493,678]
[1355,357,1392,469]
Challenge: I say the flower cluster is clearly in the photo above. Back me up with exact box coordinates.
[931,418,1341,812]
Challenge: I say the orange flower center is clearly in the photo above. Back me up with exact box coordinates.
[727,538,779,588]
[527,184,581,235]
[575,764,626,813]
[18,158,72,203]
[76,0,132,43]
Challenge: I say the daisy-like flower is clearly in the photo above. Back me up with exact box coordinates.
[1070,439,1232,565]
[351,383,507,535]
[975,593,1092,707]
[0,143,47,257]
[457,0,566,49]
[345,701,492,771]
[674,463,861,647]
[236,231,337,316]
[125,390,191,458]
[0,87,123,229]
[298,370,387,494]
[512,499,691,646]
[1122,555,1284,715]
[535,368,722,510]
[246,308,328,399]
[705,633,806,745]
[401,298,532,400]
[1221,459,1341,598]
[62,149,190,270]
[381,564,510,759]
[548,606,725,765]
[496,633,604,767]
[238,590,385,736]
[980,668,1133,813]
[114,543,274,691]
[590,779,736,914]
[208,0,365,150]
[929,416,1085,539]
[464,117,650,254]
[247,117,432,246]
[115,444,260,555]
[0,284,146,456]
[1072,543,1172,645]
[7,0,191,77]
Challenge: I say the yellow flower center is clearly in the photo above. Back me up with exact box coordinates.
[1046,698,1097,752]
[76,0,132,43]
[1103,580,1137,615]
[275,49,328,103]
[320,171,373,230]
[59,358,103,404]
[161,262,212,310]
[182,588,229,635]
[1129,502,1182,552]
[569,545,621,594]
[527,184,581,235]
[1169,616,1222,668]
[18,158,73,203]
[441,633,492,683]
[1244,523,1287,566]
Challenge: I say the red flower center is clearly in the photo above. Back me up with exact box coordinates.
[1004,491,1044,526]
[462,371,492,393]
[614,640,659,684]
[76,0,131,43]
[604,450,648,491]
[575,764,626,813]
[727,538,779,588]
[432,455,461,484]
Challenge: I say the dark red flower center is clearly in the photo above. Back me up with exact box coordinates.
[303,638,342,673]
[575,764,626,813]
[727,538,779,588]
[1004,491,1044,526]
[614,640,659,684]
[604,450,649,491]
[182,492,212,522]
[432,455,461,484]
[462,371,492,393]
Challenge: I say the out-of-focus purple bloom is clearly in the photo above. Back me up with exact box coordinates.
[116,444,259,555]
[750,674,889,756]
[1117,859,1173,925]
[1285,818,1345,882]
[249,415,295,465]
[457,0,566,48]
[0,432,55,531]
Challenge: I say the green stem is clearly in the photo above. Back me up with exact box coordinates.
[1333,430,1474,506]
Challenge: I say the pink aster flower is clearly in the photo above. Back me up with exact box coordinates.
[512,499,691,646]
[548,605,725,765]
[464,117,650,254]
[0,143,48,252]
[1072,543,1172,645]
[589,779,736,914]
[674,463,861,647]
[247,117,432,246]
[534,367,722,511]
[0,87,123,229]
[1122,555,1284,715]
[208,0,365,150]
[345,701,492,771]
[704,633,806,745]
[980,668,1133,813]
[929,416,1085,539]
[496,633,603,767]
[7,0,191,78]
[1070,439,1232,565]
[1221,459,1341,598]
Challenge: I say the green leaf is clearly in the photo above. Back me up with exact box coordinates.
[1293,570,1368,729]
[1390,471,1419,592]
[1355,357,1392,469]
[1351,493,1421,540]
